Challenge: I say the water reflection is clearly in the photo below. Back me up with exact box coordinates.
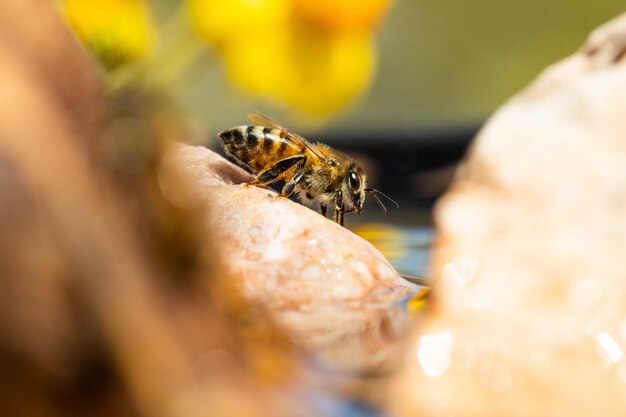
[347,200,433,276]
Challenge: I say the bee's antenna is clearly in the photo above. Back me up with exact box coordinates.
[369,191,388,213]
[365,188,399,213]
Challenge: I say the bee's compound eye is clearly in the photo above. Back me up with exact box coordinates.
[348,171,361,190]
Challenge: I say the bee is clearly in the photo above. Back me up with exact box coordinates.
[218,112,398,226]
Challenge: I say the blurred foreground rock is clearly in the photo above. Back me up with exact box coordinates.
[160,144,416,370]
[391,12,626,417]
[0,2,307,417]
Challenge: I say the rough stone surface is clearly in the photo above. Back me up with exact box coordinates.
[389,13,626,417]
[160,144,416,370]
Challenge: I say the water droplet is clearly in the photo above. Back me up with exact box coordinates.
[596,332,623,364]
[417,331,453,377]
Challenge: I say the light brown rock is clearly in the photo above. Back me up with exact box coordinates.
[160,144,415,369]
[390,12,626,417]
[0,2,304,417]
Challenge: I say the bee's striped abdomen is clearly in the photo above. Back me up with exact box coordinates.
[218,125,300,173]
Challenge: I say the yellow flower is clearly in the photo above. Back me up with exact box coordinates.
[63,0,156,69]
[188,0,392,116]
[220,23,375,115]
[293,0,393,33]
[187,0,290,45]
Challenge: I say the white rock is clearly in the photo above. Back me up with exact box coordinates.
[391,12,626,417]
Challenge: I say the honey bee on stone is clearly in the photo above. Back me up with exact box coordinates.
[218,112,398,226]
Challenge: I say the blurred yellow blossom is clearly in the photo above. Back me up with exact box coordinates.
[62,0,394,116]
[187,0,290,44]
[63,0,156,69]
[293,0,393,33]
[188,0,393,116]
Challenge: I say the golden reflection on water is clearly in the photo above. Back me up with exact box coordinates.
[351,223,407,259]
[350,223,432,278]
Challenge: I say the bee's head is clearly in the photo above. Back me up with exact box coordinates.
[345,164,366,215]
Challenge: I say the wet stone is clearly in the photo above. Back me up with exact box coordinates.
[160,143,416,370]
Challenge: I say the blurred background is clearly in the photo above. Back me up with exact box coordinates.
[1,3,624,417]
[61,0,625,276]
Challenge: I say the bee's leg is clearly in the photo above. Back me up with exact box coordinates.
[246,155,305,187]
[279,157,307,198]
[333,191,345,226]
[320,204,328,218]
[280,168,305,198]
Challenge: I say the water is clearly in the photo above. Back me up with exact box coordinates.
[347,201,434,278]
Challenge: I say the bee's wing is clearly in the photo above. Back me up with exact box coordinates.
[247,112,328,162]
